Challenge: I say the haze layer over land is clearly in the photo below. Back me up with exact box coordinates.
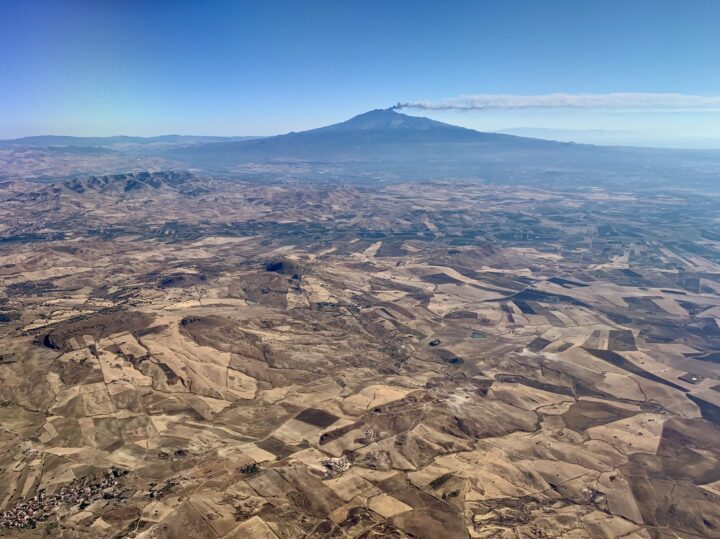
[2,110,720,190]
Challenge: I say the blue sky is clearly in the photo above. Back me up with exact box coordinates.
[2,0,719,146]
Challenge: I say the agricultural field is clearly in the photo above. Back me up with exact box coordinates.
[1,172,719,538]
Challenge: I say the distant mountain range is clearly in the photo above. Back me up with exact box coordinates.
[0,134,258,148]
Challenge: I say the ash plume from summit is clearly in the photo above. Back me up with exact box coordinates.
[391,93,720,112]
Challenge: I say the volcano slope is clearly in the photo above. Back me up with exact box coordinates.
[1,172,720,538]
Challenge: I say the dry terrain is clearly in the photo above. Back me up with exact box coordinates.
[1,171,719,538]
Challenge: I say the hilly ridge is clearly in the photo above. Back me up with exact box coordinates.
[7,171,214,203]
[0,134,257,148]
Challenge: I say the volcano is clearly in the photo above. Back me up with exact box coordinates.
[152,109,720,186]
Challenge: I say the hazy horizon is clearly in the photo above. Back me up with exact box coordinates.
[2,1,719,148]
[4,114,720,151]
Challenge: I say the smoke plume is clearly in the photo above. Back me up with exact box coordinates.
[392,93,720,111]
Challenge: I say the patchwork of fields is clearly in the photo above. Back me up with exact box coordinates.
[1,173,720,537]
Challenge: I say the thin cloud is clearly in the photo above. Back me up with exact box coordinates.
[392,93,720,111]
